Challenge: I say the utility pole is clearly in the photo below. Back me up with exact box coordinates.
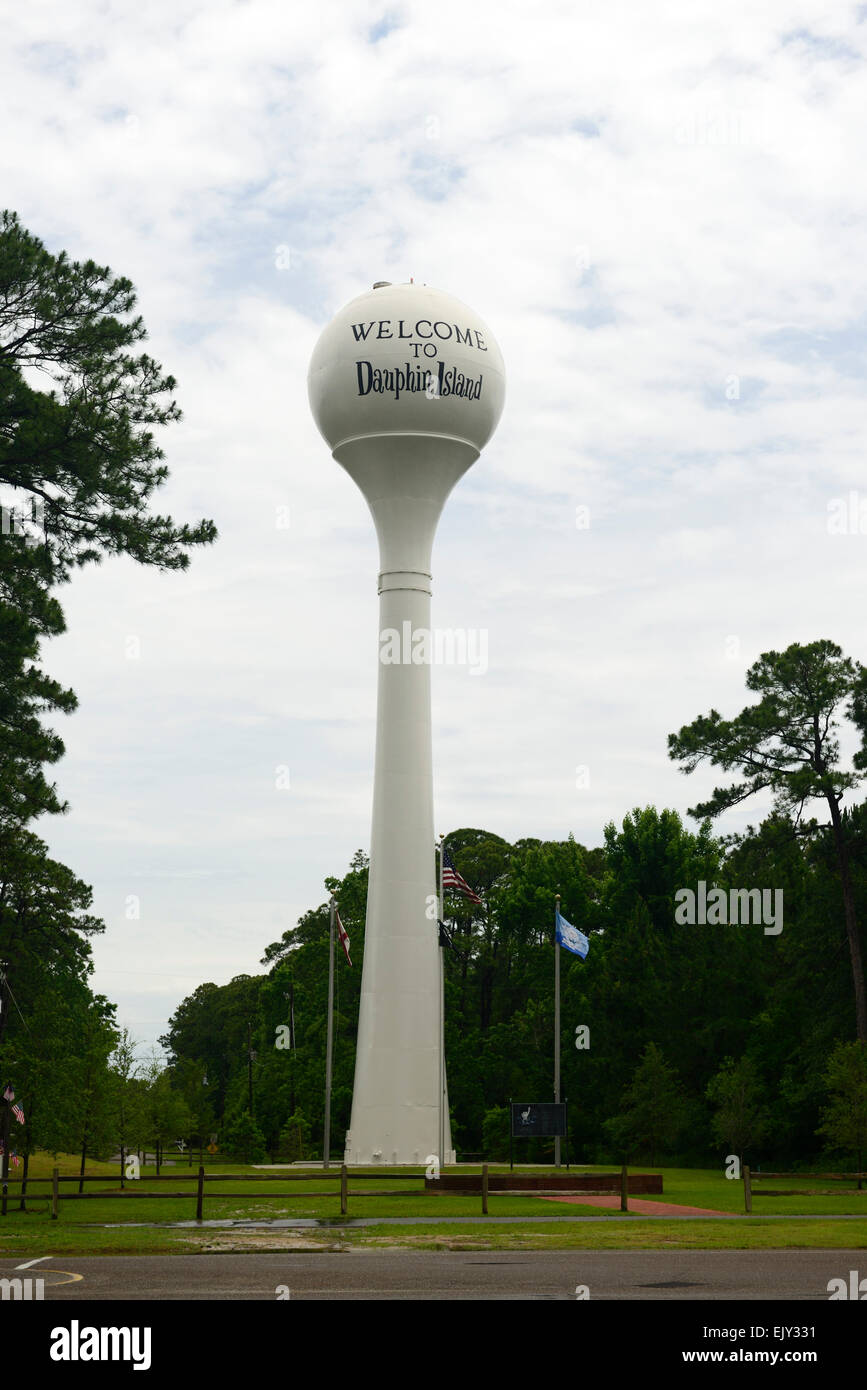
[286,976,296,1116]
[0,962,7,1048]
[247,1021,255,1117]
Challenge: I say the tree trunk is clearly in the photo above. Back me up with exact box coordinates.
[827,793,867,1042]
[18,1148,29,1211]
[18,1094,35,1209]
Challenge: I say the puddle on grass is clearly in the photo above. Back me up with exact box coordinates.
[90,1218,351,1230]
[86,1214,621,1231]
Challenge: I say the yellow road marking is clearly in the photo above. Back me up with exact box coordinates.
[41,1270,84,1287]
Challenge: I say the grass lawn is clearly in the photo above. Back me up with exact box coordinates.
[0,1157,864,1255]
[328,1219,867,1252]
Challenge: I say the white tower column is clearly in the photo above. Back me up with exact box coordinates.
[336,437,473,1164]
[355,573,440,1165]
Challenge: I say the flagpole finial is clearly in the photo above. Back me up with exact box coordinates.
[555,894,561,902]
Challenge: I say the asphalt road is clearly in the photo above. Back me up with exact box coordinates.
[2,1251,858,1300]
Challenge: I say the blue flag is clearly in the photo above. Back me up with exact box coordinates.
[556,908,589,960]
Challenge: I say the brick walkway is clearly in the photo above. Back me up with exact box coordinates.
[538,1195,733,1216]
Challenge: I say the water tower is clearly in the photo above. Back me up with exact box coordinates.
[308,281,505,1164]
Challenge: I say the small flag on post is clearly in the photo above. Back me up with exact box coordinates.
[555,907,589,960]
[442,846,482,905]
[2,1084,13,1102]
[336,908,352,966]
[11,1101,24,1126]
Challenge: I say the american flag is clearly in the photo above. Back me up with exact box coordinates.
[12,1101,24,1125]
[2,1083,13,1102]
[336,908,352,966]
[442,845,482,905]
[11,1152,19,1168]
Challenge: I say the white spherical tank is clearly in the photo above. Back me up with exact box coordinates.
[308,281,504,1167]
[308,282,505,457]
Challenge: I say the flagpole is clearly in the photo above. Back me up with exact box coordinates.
[0,969,9,1194]
[554,893,561,1169]
[324,894,336,1171]
[438,835,445,1170]
[288,970,296,1116]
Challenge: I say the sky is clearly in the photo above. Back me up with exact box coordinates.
[2,0,866,1056]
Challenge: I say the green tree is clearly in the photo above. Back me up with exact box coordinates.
[221,1110,266,1164]
[481,1105,510,1161]
[604,1042,685,1166]
[0,826,104,1052]
[278,1111,310,1162]
[68,1002,119,1189]
[816,1041,867,1186]
[581,807,738,1131]
[0,210,215,578]
[108,1030,148,1180]
[1,971,107,1201]
[171,1058,214,1163]
[0,827,107,1186]
[706,1056,766,1162]
[0,540,75,827]
[0,210,217,829]
[159,975,264,1123]
[141,1059,192,1173]
[669,640,867,1041]
[722,815,858,1161]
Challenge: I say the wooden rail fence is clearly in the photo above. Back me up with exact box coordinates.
[0,1165,497,1219]
[742,1167,866,1213]
[0,1164,660,1220]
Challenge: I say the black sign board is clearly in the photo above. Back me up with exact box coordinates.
[510,1102,567,1138]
